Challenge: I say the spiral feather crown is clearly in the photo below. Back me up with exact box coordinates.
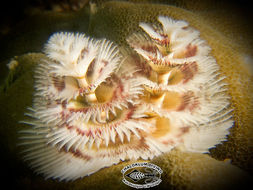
[20,16,233,181]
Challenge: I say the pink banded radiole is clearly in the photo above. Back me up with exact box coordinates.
[20,16,233,181]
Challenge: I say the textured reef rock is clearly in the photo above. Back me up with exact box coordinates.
[0,0,252,190]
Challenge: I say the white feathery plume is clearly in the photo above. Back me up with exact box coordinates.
[45,33,98,78]
[127,16,233,155]
[91,39,121,88]
[20,16,234,181]
[139,23,164,42]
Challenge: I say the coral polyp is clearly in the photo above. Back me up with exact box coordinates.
[20,16,233,181]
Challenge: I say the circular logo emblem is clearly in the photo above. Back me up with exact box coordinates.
[121,162,163,188]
